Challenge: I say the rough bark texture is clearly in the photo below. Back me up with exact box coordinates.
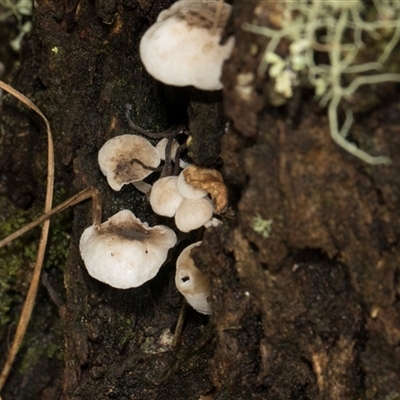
[1,0,400,399]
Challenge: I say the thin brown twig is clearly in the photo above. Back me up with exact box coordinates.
[172,300,186,348]
[126,104,176,139]
[160,128,185,177]
[128,158,163,172]
[0,80,54,392]
[0,187,101,249]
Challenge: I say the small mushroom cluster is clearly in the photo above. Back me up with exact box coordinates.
[79,0,234,314]
[97,132,227,233]
[81,128,226,313]
[150,168,214,232]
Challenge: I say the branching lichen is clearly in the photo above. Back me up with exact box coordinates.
[243,0,400,164]
[0,0,32,51]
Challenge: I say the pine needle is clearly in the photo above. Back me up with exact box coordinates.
[0,80,54,392]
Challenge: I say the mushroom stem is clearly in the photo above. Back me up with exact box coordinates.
[42,272,64,308]
[0,187,102,249]
[129,158,163,172]
[161,133,175,177]
[91,187,103,226]
[173,143,187,176]
[132,181,152,195]
[125,105,189,177]
[161,127,189,177]
[126,103,180,139]
[172,300,187,348]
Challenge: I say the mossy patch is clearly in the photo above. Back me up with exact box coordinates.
[0,196,39,331]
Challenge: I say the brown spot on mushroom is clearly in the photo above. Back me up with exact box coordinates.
[183,165,228,213]
[99,218,150,241]
[98,134,161,191]
[171,3,230,30]
[80,210,177,289]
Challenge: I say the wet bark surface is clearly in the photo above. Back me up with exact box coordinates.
[1,0,400,399]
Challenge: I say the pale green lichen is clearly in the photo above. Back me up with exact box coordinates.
[251,214,273,239]
[243,0,400,165]
[0,0,32,51]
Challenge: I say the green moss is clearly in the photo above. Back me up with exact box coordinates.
[19,317,63,373]
[0,188,72,333]
[0,197,39,331]
[44,188,72,270]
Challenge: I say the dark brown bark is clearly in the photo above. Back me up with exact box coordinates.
[1,0,400,399]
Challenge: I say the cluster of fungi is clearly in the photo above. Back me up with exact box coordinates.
[79,0,233,315]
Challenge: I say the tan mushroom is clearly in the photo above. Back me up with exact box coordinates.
[98,134,160,191]
[182,165,228,213]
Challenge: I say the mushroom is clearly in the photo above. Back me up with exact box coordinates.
[175,241,212,315]
[182,165,228,213]
[149,176,184,218]
[177,167,208,199]
[139,0,234,90]
[79,210,177,289]
[174,197,213,232]
[98,134,160,191]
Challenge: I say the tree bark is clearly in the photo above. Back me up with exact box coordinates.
[1,0,400,399]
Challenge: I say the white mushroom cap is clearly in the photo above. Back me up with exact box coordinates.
[98,134,161,191]
[177,167,208,199]
[139,0,234,90]
[175,241,212,315]
[149,176,184,218]
[79,210,176,289]
[175,197,213,232]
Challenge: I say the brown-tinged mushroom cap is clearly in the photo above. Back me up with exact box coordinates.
[139,0,234,91]
[183,165,228,213]
[79,210,176,289]
[177,167,208,199]
[175,241,212,314]
[98,134,161,191]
